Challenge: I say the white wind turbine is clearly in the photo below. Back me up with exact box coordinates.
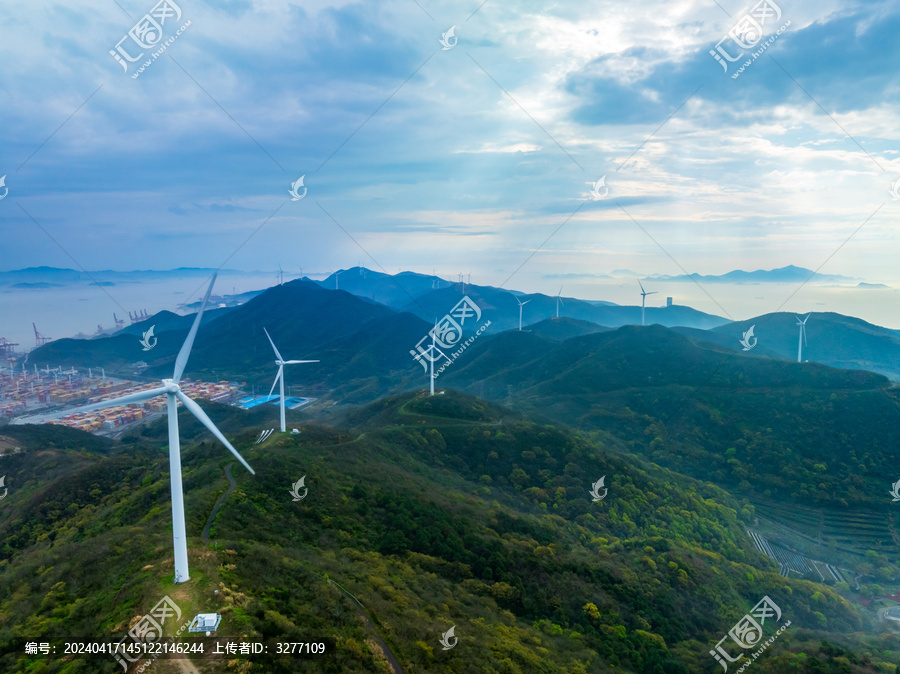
[555,286,564,319]
[66,274,254,584]
[796,313,810,362]
[264,328,319,433]
[516,297,531,331]
[639,280,657,326]
[429,319,436,396]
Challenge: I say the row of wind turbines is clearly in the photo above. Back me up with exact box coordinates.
[63,274,318,584]
[54,273,812,586]
[516,280,657,331]
[520,283,814,361]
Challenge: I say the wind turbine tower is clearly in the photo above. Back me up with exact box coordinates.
[555,287,564,319]
[639,281,657,326]
[64,274,253,584]
[516,297,531,331]
[430,320,436,396]
[796,313,810,362]
[263,328,319,433]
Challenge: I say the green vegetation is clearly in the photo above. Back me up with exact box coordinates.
[1,392,899,672]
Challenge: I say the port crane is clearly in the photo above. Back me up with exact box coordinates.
[33,323,51,347]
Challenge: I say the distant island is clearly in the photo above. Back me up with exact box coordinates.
[11,282,63,289]
[648,265,855,284]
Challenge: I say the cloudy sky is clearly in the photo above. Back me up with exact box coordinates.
[1,0,899,307]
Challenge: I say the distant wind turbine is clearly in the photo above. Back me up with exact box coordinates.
[430,319,436,396]
[639,280,657,326]
[555,287,564,319]
[333,270,344,290]
[796,313,810,362]
[264,328,319,433]
[516,297,531,331]
[65,274,253,584]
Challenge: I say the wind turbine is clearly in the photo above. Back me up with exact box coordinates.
[64,274,254,584]
[430,319,436,396]
[639,280,657,326]
[516,297,531,331]
[555,287,564,319]
[263,328,319,433]
[332,270,344,290]
[796,313,810,362]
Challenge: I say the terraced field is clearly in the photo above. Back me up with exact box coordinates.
[748,528,851,584]
[753,499,897,557]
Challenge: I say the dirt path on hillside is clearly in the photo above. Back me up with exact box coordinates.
[175,658,201,674]
[328,579,404,674]
[202,463,235,543]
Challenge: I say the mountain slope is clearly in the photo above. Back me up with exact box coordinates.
[441,325,900,510]
[2,395,892,673]
[706,312,900,381]
[397,285,728,332]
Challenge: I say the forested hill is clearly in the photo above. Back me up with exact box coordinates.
[441,325,900,509]
[1,393,897,672]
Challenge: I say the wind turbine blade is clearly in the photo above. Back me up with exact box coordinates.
[268,366,283,398]
[71,386,169,414]
[173,273,216,382]
[263,327,284,362]
[638,280,645,293]
[283,360,320,364]
[176,391,255,475]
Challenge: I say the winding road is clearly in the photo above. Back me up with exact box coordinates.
[202,463,235,543]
